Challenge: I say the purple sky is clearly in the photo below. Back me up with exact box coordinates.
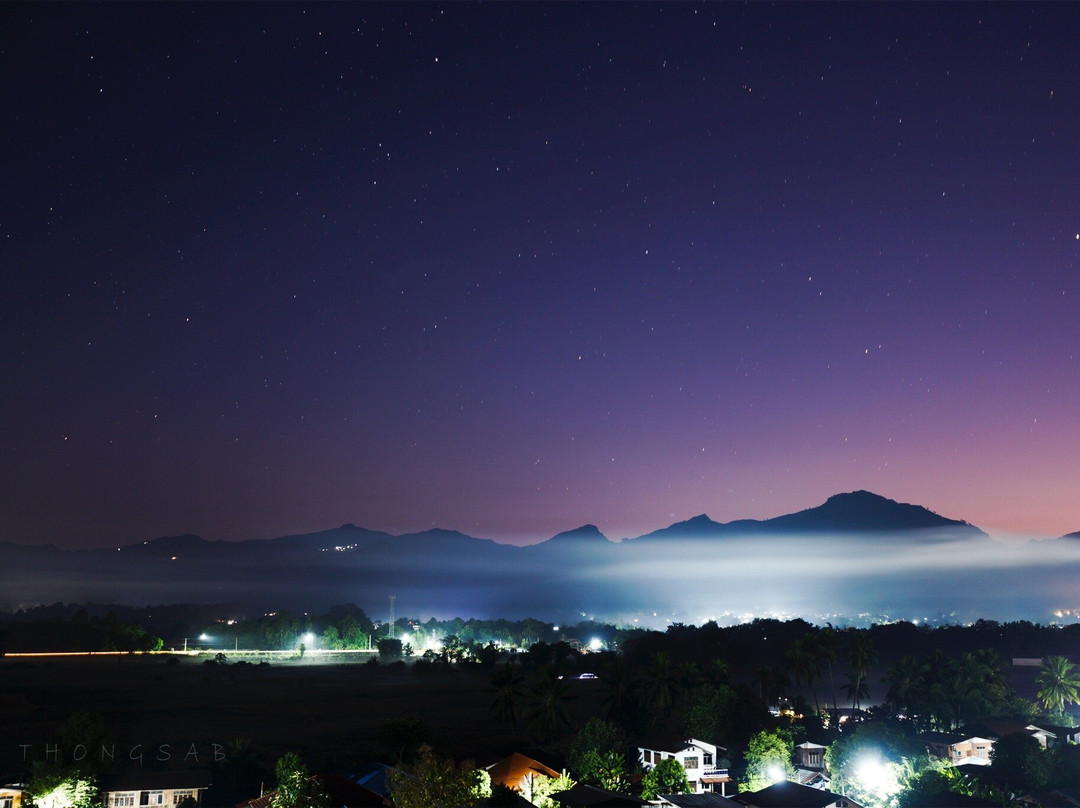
[3,3,1079,549]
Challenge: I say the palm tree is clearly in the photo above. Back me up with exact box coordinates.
[490,659,524,736]
[845,630,877,712]
[600,655,637,722]
[885,654,926,722]
[526,666,574,742]
[787,636,821,717]
[640,651,679,727]
[1037,656,1080,715]
[815,627,841,716]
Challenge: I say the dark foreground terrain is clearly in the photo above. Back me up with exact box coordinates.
[2,652,598,777]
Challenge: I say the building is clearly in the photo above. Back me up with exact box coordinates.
[99,771,211,808]
[0,785,28,808]
[485,752,563,802]
[732,780,863,808]
[635,738,731,796]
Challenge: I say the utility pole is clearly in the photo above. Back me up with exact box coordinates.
[389,595,396,639]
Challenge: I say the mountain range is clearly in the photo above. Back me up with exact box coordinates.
[2,491,1078,625]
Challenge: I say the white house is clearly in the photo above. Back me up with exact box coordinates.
[635,737,731,796]
[99,771,211,808]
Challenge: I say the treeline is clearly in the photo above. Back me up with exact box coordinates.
[191,611,634,653]
[0,609,162,653]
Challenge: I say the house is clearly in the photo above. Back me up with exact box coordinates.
[0,785,28,808]
[793,742,830,788]
[100,770,211,808]
[956,720,1057,750]
[635,738,731,796]
[337,761,396,802]
[485,752,562,800]
[921,731,995,767]
[1038,724,1080,745]
[731,780,863,808]
[550,782,649,807]
[794,743,826,770]
[651,794,744,807]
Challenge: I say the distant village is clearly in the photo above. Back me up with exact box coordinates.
[5,607,1080,808]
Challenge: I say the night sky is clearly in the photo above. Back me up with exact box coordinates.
[4,3,1079,550]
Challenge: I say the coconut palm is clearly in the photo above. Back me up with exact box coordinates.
[815,627,841,716]
[526,666,575,742]
[599,655,638,722]
[640,651,680,725]
[787,636,821,717]
[490,659,524,736]
[845,630,877,711]
[1037,656,1080,715]
[885,655,926,722]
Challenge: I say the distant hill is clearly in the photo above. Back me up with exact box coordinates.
[763,490,983,535]
[0,490,1061,624]
[629,490,985,543]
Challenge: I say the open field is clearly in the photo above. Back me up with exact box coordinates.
[2,652,602,776]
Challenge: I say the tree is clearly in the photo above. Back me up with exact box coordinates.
[787,635,821,717]
[375,717,427,764]
[884,655,927,724]
[378,637,403,659]
[522,770,575,808]
[27,770,97,808]
[826,724,916,808]
[490,659,525,736]
[988,732,1052,794]
[640,757,690,800]
[270,752,331,808]
[1037,655,1080,717]
[741,729,795,792]
[845,630,878,712]
[816,627,841,717]
[525,666,574,742]
[388,744,489,808]
[678,683,734,744]
[599,655,638,723]
[568,718,626,788]
[641,651,679,727]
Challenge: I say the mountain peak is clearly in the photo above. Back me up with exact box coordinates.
[544,524,611,544]
[769,490,979,534]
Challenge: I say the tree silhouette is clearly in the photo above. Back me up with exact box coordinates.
[489,659,524,736]
[640,651,679,727]
[844,630,877,712]
[526,666,574,742]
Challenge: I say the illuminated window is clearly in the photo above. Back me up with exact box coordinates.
[683,756,699,770]
[111,794,136,808]
[140,791,164,806]
[172,791,196,805]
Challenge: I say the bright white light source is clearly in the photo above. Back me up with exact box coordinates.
[589,637,603,651]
